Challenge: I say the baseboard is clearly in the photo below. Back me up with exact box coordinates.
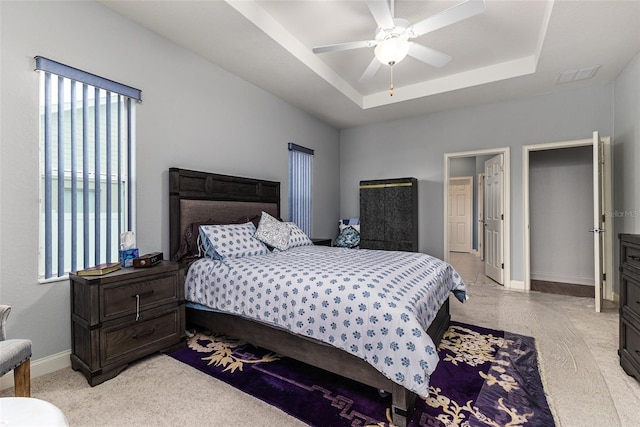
[531,272,594,286]
[508,280,525,291]
[0,350,71,391]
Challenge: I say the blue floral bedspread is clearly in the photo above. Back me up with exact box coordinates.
[185,245,466,398]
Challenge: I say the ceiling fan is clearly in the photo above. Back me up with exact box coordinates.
[312,0,486,94]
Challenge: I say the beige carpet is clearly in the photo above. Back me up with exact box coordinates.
[1,354,305,426]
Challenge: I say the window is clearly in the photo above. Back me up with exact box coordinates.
[288,143,314,236]
[36,57,141,280]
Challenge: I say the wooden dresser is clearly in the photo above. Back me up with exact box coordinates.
[619,234,640,383]
[70,260,185,386]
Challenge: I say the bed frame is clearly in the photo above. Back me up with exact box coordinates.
[169,167,450,427]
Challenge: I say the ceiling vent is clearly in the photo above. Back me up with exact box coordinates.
[556,65,601,84]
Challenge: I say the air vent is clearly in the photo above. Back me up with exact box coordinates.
[557,65,601,84]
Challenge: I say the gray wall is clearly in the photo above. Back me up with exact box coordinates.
[340,84,615,281]
[449,157,476,178]
[529,146,594,285]
[0,1,340,359]
[614,52,640,235]
[613,51,640,290]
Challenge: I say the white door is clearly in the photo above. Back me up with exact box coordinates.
[477,173,485,261]
[484,155,504,284]
[591,131,610,312]
[448,177,473,253]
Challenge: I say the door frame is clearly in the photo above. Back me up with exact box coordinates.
[448,176,474,253]
[443,147,512,289]
[477,172,485,261]
[522,137,614,299]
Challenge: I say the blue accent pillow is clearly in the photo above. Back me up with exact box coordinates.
[199,222,269,260]
[334,226,360,248]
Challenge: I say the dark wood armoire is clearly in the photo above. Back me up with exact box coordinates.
[359,177,418,252]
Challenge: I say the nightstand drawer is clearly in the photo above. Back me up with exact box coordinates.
[102,274,179,322]
[101,306,183,366]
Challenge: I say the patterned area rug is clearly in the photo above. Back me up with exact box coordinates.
[169,322,555,426]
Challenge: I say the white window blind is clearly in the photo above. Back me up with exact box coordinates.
[35,57,141,279]
[288,143,314,236]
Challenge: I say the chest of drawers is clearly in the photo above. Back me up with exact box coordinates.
[70,260,185,386]
[619,234,640,383]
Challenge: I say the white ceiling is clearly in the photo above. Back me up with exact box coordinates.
[101,0,640,129]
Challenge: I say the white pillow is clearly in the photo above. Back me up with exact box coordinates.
[199,222,269,260]
[285,222,314,248]
[254,211,290,251]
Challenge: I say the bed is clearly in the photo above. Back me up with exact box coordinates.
[169,168,466,427]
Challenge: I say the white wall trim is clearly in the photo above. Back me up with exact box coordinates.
[522,135,614,301]
[0,350,71,391]
[444,147,511,289]
[523,138,589,293]
[509,280,526,292]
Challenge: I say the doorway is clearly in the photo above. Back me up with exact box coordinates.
[443,147,512,289]
[448,176,473,253]
[523,133,613,312]
[528,146,594,295]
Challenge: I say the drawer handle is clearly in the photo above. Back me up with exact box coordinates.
[133,291,155,321]
[132,328,156,339]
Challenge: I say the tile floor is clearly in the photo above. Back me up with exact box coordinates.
[447,251,640,427]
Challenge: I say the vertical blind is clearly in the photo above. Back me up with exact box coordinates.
[288,143,314,236]
[35,57,141,279]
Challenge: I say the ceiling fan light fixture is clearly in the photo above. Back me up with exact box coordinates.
[374,37,410,65]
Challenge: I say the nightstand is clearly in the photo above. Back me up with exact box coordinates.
[312,238,332,247]
[69,260,185,386]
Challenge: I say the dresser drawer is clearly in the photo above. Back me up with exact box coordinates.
[621,318,640,377]
[622,273,640,321]
[101,306,183,367]
[101,273,179,322]
[621,238,640,277]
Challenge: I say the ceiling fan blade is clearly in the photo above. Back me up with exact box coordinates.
[366,0,395,29]
[312,39,377,54]
[359,57,382,83]
[408,43,452,68]
[407,0,485,38]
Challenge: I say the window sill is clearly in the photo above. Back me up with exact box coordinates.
[38,274,69,285]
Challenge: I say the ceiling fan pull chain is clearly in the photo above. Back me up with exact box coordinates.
[389,61,395,96]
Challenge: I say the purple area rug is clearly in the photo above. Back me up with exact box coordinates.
[169,321,555,426]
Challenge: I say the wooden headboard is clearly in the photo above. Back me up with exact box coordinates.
[169,168,280,259]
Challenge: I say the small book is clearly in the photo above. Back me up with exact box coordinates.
[76,262,122,276]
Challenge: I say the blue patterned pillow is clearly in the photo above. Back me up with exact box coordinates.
[334,226,360,248]
[199,222,269,260]
[254,211,290,251]
[285,223,314,248]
